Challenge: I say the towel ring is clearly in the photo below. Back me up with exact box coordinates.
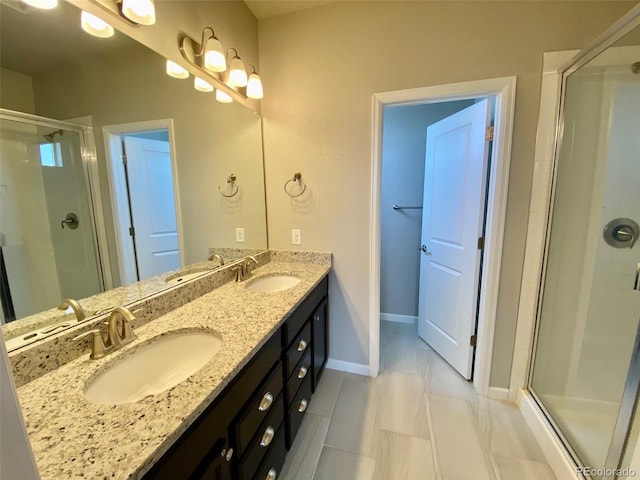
[284,172,306,198]
[218,174,239,198]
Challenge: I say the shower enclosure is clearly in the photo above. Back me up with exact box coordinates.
[0,110,104,322]
[528,9,640,479]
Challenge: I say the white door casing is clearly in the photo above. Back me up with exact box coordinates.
[122,136,180,280]
[417,99,491,379]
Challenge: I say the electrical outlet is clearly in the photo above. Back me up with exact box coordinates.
[291,229,302,245]
[235,228,245,243]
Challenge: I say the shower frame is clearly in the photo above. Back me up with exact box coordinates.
[516,4,640,479]
[0,108,113,293]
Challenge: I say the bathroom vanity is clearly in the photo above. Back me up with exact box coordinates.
[13,252,331,480]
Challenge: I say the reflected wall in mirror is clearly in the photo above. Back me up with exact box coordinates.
[0,0,267,347]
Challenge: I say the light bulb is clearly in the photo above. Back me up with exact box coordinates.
[228,56,247,87]
[81,11,114,38]
[20,0,58,9]
[216,89,233,103]
[166,60,189,79]
[121,0,156,26]
[246,73,263,99]
[194,77,214,93]
[204,38,226,72]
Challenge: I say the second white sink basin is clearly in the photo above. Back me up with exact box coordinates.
[84,331,222,405]
[246,275,301,293]
[164,270,209,285]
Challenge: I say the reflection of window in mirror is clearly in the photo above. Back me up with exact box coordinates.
[38,142,63,167]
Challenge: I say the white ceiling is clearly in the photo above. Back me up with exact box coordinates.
[243,0,337,19]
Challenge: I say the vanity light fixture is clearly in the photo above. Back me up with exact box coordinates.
[227,48,247,87]
[20,0,57,9]
[216,89,233,103]
[166,60,189,79]
[246,65,264,100]
[200,27,226,72]
[194,77,214,93]
[121,0,156,25]
[81,11,115,38]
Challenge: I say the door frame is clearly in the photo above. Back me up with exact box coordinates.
[370,76,517,397]
[103,119,184,285]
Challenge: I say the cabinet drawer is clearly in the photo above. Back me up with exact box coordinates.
[286,375,312,449]
[282,276,328,346]
[251,426,287,480]
[285,321,311,378]
[239,395,285,480]
[234,362,283,456]
[286,350,312,407]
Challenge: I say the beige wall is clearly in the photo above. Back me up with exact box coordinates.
[0,68,35,114]
[258,1,636,386]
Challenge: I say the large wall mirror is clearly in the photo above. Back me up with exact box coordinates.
[0,0,268,349]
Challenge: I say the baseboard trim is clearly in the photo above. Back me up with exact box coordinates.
[325,358,371,376]
[517,389,583,479]
[380,313,417,324]
[487,387,510,400]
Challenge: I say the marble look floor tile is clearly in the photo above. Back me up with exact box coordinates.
[429,395,495,480]
[313,446,375,480]
[307,369,343,417]
[377,372,430,439]
[425,349,479,412]
[383,332,420,375]
[372,430,437,480]
[493,454,556,480]
[280,413,330,480]
[475,396,547,462]
[325,376,380,456]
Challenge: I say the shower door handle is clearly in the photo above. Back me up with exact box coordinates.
[634,263,640,292]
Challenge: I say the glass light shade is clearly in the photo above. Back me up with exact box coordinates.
[166,60,189,79]
[121,0,156,26]
[228,57,247,87]
[81,11,114,38]
[20,0,58,9]
[203,38,226,72]
[194,77,213,93]
[246,73,263,100]
[216,89,233,103]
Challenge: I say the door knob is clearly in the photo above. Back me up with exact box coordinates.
[419,245,432,256]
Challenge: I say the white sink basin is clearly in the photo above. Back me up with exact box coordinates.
[84,331,222,405]
[246,275,301,293]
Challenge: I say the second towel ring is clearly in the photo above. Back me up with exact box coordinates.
[284,172,306,198]
[218,174,239,198]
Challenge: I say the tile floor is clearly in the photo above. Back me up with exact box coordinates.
[280,321,556,480]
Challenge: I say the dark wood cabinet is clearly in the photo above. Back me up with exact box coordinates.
[143,275,329,480]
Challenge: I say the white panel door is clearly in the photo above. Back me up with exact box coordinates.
[417,100,491,379]
[123,136,180,280]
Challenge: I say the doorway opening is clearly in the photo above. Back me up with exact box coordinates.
[370,77,517,397]
[104,120,183,286]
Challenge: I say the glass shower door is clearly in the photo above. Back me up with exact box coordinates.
[0,116,103,322]
[530,45,640,473]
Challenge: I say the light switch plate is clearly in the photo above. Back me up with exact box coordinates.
[291,229,301,245]
[235,228,245,243]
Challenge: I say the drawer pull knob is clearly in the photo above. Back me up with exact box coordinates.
[314,315,320,321]
[297,340,308,352]
[258,392,274,412]
[220,447,233,462]
[298,399,308,413]
[260,426,275,447]
[297,366,308,379]
[266,468,277,480]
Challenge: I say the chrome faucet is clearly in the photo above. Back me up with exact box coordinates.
[73,307,137,359]
[208,253,224,266]
[57,298,86,322]
[232,256,258,282]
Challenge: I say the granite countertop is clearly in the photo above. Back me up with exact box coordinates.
[16,260,330,480]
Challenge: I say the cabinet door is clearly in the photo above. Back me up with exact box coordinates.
[191,438,233,480]
[311,298,328,392]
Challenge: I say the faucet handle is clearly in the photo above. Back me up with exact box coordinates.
[73,329,107,359]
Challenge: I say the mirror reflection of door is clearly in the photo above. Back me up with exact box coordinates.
[109,128,180,284]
